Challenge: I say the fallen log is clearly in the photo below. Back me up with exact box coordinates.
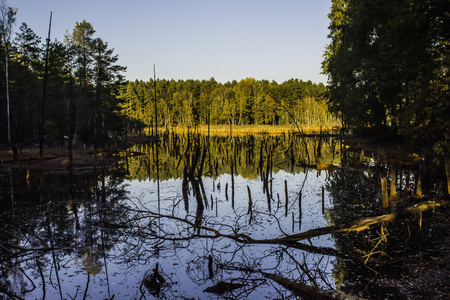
[216,262,368,300]
[203,281,245,295]
[263,272,337,300]
[263,272,369,300]
[139,199,449,262]
[263,199,449,243]
[405,199,449,214]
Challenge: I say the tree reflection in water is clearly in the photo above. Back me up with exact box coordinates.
[0,167,129,299]
[0,133,449,299]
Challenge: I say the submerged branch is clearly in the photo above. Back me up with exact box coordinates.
[217,261,366,300]
[0,241,56,252]
[262,272,366,300]
[0,288,25,300]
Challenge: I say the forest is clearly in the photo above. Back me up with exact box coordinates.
[118,78,336,132]
[1,0,449,164]
[1,1,450,299]
[323,0,449,164]
[0,5,336,151]
[0,14,126,148]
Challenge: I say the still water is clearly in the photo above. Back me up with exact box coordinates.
[1,134,449,299]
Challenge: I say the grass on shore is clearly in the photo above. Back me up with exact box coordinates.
[158,124,341,136]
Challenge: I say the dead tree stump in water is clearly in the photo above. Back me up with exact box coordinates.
[381,177,389,209]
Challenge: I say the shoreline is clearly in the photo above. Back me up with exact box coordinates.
[158,124,341,136]
[0,124,429,175]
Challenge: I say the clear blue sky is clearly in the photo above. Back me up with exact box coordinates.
[11,0,331,84]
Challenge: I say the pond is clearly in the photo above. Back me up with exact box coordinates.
[1,133,449,299]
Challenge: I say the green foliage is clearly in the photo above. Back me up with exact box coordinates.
[0,0,18,143]
[2,6,337,145]
[323,0,450,161]
[13,22,41,70]
[118,78,338,130]
[1,13,126,144]
[70,19,95,88]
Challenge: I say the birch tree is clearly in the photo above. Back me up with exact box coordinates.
[0,0,17,144]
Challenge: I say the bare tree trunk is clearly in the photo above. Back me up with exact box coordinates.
[40,12,52,159]
[5,43,10,144]
[381,177,389,209]
[445,162,450,195]
[95,42,101,157]
[1,2,17,145]
[154,65,160,209]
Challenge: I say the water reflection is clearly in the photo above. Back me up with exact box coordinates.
[0,133,448,299]
[119,133,340,182]
[0,168,128,299]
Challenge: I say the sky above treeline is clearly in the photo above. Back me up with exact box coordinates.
[11,0,332,84]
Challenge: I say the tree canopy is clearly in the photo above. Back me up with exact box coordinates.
[0,16,126,145]
[1,8,335,147]
[117,78,336,132]
[322,0,449,162]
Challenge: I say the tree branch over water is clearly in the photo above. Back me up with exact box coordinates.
[124,199,449,263]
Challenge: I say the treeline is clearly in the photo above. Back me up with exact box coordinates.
[323,0,449,162]
[1,3,336,147]
[118,78,338,131]
[0,4,125,146]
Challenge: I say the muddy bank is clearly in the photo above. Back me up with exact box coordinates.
[0,144,118,174]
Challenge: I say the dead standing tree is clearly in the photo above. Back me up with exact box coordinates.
[0,0,17,145]
[39,12,52,158]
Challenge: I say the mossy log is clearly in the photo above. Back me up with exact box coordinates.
[405,199,450,215]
